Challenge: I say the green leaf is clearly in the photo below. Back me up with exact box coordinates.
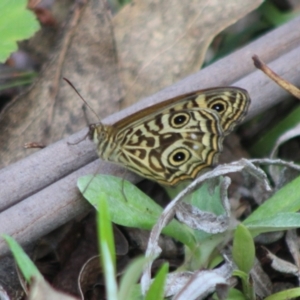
[243,173,300,237]
[101,243,118,300]
[259,1,298,27]
[184,177,230,267]
[232,224,255,274]
[187,178,226,215]
[145,263,168,300]
[232,270,254,300]
[78,175,196,249]
[264,287,300,300]
[126,284,144,300]
[98,192,116,271]
[244,212,300,237]
[244,176,300,224]
[226,288,247,300]
[118,257,147,300]
[2,235,43,283]
[0,0,40,62]
[232,269,248,282]
[97,194,118,300]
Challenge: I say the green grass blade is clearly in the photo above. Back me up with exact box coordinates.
[97,193,118,300]
[2,235,43,283]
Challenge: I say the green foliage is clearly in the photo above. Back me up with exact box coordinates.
[145,263,168,300]
[259,1,299,27]
[96,193,169,300]
[78,175,196,250]
[0,71,37,90]
[0,0,40,62]
[231,180,300,300]
[184,177,230,268]
[232,225,256,300]
[264,288,300,300]
[233,224,255,274]
[245,212,300,237]
[97,193,118,300]
[79,171,300,298]
[4,164,300,299]
[233,269,255,300]
[118,257,147,300]
[249,107,300,157]
[2,234,43,283]
[243,174,300,236]
[205,0,299,66]
[186,178,226,216]
[2,209,151,300]
[79,175,234,269]
[226,288,247,300]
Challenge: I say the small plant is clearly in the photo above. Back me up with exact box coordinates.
[0,0,40,63]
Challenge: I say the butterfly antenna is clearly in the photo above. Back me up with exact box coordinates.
[63,77,100,122]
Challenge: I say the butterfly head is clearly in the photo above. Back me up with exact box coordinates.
[88,122,109,144]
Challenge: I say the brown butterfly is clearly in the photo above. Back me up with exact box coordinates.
[88,87,250,186]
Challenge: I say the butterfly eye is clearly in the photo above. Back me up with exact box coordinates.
[211,102,225,112]
[169,148,191,166]
[170,112,190,128]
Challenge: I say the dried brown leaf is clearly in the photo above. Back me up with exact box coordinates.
[114,0,263,107]
[250,259,272,298]
[0,0,122,167]
[264,246,299,276]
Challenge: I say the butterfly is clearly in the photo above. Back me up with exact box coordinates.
[89,87,250,186]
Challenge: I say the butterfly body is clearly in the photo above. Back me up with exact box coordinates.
[90,87,250,186]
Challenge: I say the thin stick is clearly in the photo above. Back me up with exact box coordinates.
[252,54,300,99]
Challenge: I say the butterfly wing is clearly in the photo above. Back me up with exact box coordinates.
[113,87,250,134]
[190,87,250,133]
[112,108,223,186]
